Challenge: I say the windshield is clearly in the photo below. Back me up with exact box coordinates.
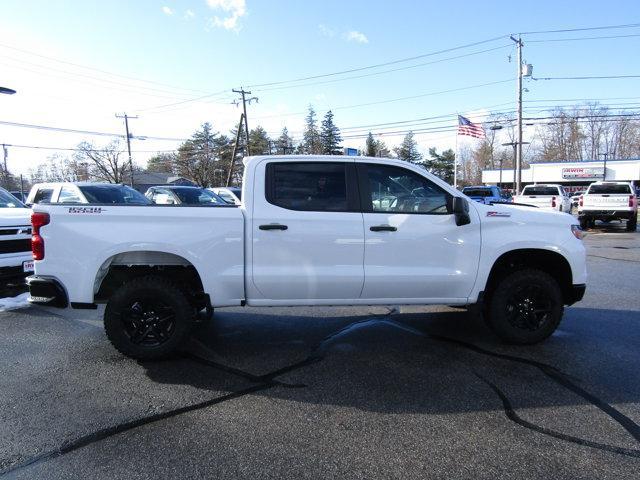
[78,185,151,204]
[0,189,26,208]
[522,186,559,196]
[171,188,225,205]
[462,188,493,197]
[588,184,633,195]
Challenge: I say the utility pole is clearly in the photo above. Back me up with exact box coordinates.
[226,114,245,187]
[1,144,7,189]
[232,88,258,156]
[510,35,524,194]
[599,151,610,180]
[115,113,138,187]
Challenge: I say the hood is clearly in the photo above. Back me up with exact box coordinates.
[471,200,575,227]
[0,207,32,227]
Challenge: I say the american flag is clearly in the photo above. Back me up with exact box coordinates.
[457,115,485,139]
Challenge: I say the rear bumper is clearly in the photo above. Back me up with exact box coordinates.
[566,284,586,306]
[26,275,68,308]
[0,265,30,282]
[579,210,635,220]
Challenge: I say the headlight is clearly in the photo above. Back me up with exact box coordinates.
[571,224,585,240]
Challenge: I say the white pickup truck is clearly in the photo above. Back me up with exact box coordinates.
[0,188,33,282]
[27,156,587,359]
[513,184,572,212]
[578,181,637,231]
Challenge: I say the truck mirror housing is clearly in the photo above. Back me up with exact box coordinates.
[452,196,471,226]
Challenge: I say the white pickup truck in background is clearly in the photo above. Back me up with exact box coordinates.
[578,181,637,231]
[0,187,34,283]
[28,155,587,359]
[513,184,572,212]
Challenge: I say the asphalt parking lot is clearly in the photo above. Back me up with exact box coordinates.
[1,222,639,479]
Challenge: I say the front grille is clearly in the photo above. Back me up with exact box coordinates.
[0,239,32,254]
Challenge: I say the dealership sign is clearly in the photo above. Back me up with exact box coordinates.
[562,167,605,179]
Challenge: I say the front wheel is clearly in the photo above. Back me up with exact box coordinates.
[104,275,194,360]
[485,269,563,344]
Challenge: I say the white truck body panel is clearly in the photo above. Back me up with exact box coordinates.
[32,155,587,309]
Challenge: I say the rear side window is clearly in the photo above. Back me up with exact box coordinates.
[32,188,54,204]
[462,188,493,197]
[588,184,632,195]
[57,186,83,204]
[522,186,559,196]
[78,185,150,204]
[266,162,350,212]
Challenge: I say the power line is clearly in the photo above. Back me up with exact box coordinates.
[527,33,640,43]
[0,42,209,94]
[516,22,640,35]
[0,120,187,141]
[532,74,640,81]
[246,35,507,89]
[252,45,512,93]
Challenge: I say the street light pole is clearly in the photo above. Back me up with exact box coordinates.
[599,152,610,180]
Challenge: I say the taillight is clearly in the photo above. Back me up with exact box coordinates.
[630,195,635,207]
[551,196,557,208]
[31,212,50,261]
[579,195,583,207]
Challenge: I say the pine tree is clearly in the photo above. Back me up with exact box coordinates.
[394,131,422,163]
[423,147,455,183]
[248,126,271,155]
[365,132,376,156]
[364,132,391,157]
[320,110,342,155]
[276,127,294,154]
[302,105,321,154]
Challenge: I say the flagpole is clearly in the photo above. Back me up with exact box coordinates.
[454,118,459,189]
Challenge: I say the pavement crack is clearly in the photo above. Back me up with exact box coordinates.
[474,372,640,458]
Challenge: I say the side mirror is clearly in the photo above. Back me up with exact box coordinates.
[452,196,471,226]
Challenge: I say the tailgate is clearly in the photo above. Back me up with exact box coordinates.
[515,195,553,207]
[583,194,630,209]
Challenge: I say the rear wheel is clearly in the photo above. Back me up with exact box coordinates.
[485,269,563,344]
[627,215,637,232]
[579,217,589,229]
[104,276,194,360]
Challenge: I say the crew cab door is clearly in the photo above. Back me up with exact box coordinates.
[357,162,481,302]
[250,160,365,301]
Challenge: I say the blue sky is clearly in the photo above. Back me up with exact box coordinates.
[1,0,640,174]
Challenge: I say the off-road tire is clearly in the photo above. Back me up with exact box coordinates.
[104,275,194,360]
[485,269,564,345]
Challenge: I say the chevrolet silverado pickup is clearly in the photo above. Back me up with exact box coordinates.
[578,181,637,231]
[513,184,571,212]
[27,156,587,359]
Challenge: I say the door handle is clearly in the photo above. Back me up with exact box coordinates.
[259,224,288,231]
[370,225,397,232]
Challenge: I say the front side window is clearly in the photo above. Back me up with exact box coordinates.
[266,162,348,212]
[365,164,450,214]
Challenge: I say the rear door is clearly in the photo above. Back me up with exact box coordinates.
[250,160,365,301]
[358,162,481,302]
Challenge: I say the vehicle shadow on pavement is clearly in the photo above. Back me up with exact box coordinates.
[138,306,640,458]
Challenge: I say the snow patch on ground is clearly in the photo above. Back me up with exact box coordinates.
[0,293,30,312]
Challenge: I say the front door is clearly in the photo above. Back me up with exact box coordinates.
[251,160,365,301]
[358,162,481,302]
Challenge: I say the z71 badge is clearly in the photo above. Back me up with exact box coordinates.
[68,207,104,214]
[486,211,511,217]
